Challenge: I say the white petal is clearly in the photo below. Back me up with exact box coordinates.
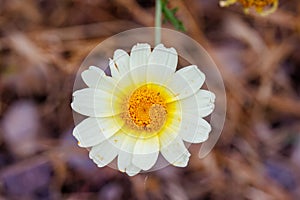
[129,65,148,87]
[173,151,191,167]
[117,135,137,172]
[89,131,126,167]
[114,49,130,75]
[95,76,118,93]
[130,43,151,70]
[160,130,191,167]
[132,135,159,171]
[173,89,214,143]
[179,113,211,143]
[147,44,177,86]
[109,58,121,79]
[195,90,215,117]
[147,63,174,85]
[125,164,141,176]
[180,89,215,118]
[114,68,134,88]
[73,117,123,148]
[118,151,131,173]
[82,66,119,94]
[114,66,147,96]
[108,130,127,149]
[117,134,142,176]
[175,90,213,143]
[166,65,206,101]
[81,66,105,88]
[118,151,141,176]
[148,44,178,72]
[89,139,118,167]
[71,88,121,117]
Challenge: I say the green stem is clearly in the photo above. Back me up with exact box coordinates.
[155,0,162,46]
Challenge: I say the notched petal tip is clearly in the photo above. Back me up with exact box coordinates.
[81,66,106,88]
[193,65,206,81]
[132,152,158,171]
[209,91,216,101]
[153,43,178,56]
[131,43,151,54]
[219,0,236,7]
[130,43,151,70]
[113,49,129,59]
[88,65,103,72]
[125,165,141,176]
[172,151,191,167]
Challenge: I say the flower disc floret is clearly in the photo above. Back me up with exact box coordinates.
[220,0,278,16]
[125,84,168,132]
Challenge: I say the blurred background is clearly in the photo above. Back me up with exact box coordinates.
[1,0,300,199]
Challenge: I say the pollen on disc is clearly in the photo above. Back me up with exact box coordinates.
[147,104,167,131]
[121,84,169,133]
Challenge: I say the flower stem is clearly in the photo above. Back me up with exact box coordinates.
[155,0,162,45]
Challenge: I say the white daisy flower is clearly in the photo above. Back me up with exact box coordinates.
[71,43,215,176]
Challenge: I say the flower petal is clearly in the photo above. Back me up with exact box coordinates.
[113,65,149,96]
[71,88,121,117]
[117,134,136,172]
[109,58,121,79]
[160,127,191,167]
[130,43,151,70]
[147,44,177,86]
[130,65,148,87]
[147,63,174,85]
[118,151,142,176]
[166,65,205,101]
[148,44,178,72]
[89,140,118,167]
[82,66,118,94]
[132,135,159,171]
[172,150,191,167]
[73,117,123,148]
[172,89,213,143]
[118,151,131,172]
[125,164,141,176]
[109,49,130,79]
[114,49,130,75]
[180,89,215,118]
[179,113,211,143]
[81,66,105,88]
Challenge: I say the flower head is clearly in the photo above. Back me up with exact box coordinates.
[219,0,278,16]
[71,43,215,176]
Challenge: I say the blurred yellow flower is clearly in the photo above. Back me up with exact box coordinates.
[219,0,278,16]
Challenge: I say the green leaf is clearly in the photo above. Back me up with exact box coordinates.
[161,0,186,32]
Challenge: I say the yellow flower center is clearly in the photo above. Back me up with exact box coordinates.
[129,85,166,126]
[121,84,172,133]
[238,0,274,8]
[220,0,278,15]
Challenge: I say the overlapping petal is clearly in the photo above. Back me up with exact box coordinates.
[89,139,119,168]
[117,134,141,176]
[81,66,105,88]
[73,117,123,148]
[71,88,122,117]
[159,126,190,167]
[109,49,130,78]
[180,89,215,118]
[148,44,178,71]
[130,43,151,70]
[132,135,159,171]
[166,65,206,101]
